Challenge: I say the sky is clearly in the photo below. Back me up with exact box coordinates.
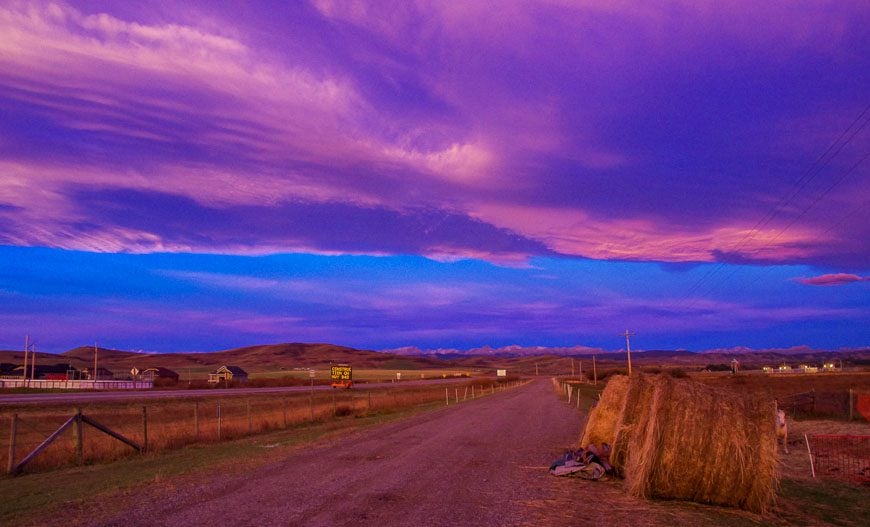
[0,0,868,353]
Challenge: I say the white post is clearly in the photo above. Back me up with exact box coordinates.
[445,388,449,406]
[804,434,815,478]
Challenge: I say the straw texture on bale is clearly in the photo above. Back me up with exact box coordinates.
[579,373,779,513]
[580,374,628,448]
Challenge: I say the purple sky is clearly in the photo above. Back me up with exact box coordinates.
[0,1,867,353]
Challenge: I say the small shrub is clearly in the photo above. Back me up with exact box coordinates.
[667,368,687,378]
[334,405,354,417]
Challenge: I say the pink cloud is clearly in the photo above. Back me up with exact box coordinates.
[794,273,868,286]
[468,202,822,263]
[1,1,867,270]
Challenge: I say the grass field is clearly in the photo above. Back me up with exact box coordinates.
[0,378,511,475]
[0,404,448,525]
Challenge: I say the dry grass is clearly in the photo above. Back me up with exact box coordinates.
[696,372,870,399]
[1,382,505,474]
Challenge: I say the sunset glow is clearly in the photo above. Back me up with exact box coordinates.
[1,1,867,352]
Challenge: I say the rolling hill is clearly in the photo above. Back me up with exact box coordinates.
[0,342,456,377]
[1,343,867,380]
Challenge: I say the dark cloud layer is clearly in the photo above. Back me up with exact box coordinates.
[67,188,555,259]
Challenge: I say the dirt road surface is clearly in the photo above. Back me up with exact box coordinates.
[68,379,759,527]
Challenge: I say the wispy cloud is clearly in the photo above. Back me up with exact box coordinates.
[794,273,868,286]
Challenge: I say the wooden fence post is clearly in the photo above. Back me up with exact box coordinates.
[7,414,17,474]
[445,387,449,406]
[142,406,148,453]
[368,391,372,411]
[217,402,222,442]
[849,388,854,421]
[74,407,83,465]
[284,398,289,427]
[194,402,199,440]
[332,390,336,416]
[247,401,252,433]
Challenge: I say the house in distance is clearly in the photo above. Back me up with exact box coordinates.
[208,365,248,385]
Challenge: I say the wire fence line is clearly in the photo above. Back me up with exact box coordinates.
[778,389,866,420]
[3,380,520,475]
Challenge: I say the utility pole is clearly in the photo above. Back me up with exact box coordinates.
[30,343,36,382]
[622,330,635,376]
[571,358,575,376]
[593,355,597,385]
[93,341,98,389]
[22,335,29,386]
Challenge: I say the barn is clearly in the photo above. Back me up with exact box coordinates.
[141,367,180,382]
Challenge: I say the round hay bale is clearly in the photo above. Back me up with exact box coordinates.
[627,374,778,513]
[580,373,779,513]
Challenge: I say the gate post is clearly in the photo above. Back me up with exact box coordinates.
[74,408,83,465]
[7,414,17,474]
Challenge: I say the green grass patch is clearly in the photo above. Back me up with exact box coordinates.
[775,478,870,526]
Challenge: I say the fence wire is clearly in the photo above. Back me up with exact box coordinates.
[807,434,870,483]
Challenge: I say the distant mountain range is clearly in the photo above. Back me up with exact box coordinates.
[382,344,869,358]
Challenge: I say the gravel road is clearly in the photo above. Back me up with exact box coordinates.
[97,378,585,527]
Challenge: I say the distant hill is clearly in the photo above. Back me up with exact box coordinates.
[0,343,455,377]
[1,343,866,379]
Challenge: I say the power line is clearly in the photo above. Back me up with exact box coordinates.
[688,150,868,304]
[717,153,869,295]
[682,105,870,305]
